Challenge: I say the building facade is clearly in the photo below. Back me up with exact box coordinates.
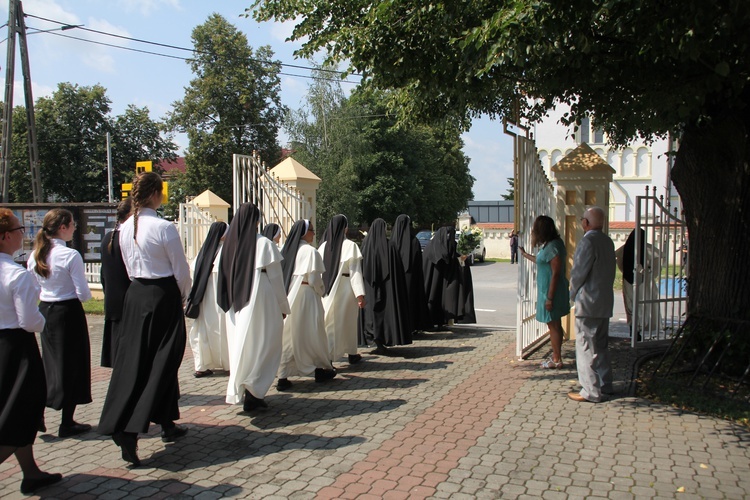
[533,104,680,222]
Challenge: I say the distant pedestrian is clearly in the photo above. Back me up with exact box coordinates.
[519,216,569,369]
[27,208,92,438]
[568,207,616,403]
[510,230,519,264]
[100,198,132,368]
[1,208,63,495]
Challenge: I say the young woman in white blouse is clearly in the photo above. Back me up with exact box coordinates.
[27,208,92,438]
[98,172,192,467]
[1,208,63,494]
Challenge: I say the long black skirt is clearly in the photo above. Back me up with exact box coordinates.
[39,299,92,410]
[98,277,186,435]
[0,329,46,447]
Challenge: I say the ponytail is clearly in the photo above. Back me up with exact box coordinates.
[32,208,73,278]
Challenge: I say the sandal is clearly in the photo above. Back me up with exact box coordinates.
[540,358,563,369]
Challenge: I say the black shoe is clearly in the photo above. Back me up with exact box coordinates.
[276,378,293,391]
[243,391,268,411]
[161,424,188,443]
[348,354,362,364]
[315,368,337,382]
[112,432,140,466]
[194,369,213,378]
[20,472,63,494]
[58,422,92,438]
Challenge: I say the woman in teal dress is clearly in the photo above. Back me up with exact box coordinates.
[520,216,570,369]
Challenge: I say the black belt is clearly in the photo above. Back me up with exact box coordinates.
[261,269,267,273]
[341,273,350,277]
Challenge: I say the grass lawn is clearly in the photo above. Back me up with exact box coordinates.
[83,299,105,315]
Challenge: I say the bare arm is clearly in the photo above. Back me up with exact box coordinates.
[519,246,536,264]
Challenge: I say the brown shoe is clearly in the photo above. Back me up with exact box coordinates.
[567,391,593,403]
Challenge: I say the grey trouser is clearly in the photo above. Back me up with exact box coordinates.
[575,317,613,402]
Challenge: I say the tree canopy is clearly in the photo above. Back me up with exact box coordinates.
[251,0,748,144]
[286,73,473,228]
[167,14,286,205]
[6,83,176,203]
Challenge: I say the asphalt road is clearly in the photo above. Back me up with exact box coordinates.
[465,260,628,332]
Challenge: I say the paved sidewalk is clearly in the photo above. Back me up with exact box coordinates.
[1,315,748,499]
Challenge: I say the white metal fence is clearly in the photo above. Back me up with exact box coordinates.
[178,202,217,262]
[515,136,556,359]
[632,187,688,344]
[233,153,313,244]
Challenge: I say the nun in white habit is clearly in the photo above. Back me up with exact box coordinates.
[276,220,336,390]
[318,215,366,365]
[218,204,290,411]
[185,221,229,378]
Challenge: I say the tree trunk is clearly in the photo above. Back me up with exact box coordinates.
[671,107,750,323]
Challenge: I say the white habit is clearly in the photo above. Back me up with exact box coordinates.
[188,246,229,372]
[278,241,330,378]
[226,235,291,404]
[319,239,365,361]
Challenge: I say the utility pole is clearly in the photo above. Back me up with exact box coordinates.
[0,0,43,203]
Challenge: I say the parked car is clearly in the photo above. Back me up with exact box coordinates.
[455,231,486,263]
[416,230,432,251]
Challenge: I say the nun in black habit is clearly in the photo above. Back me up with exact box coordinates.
[422,226,461,328]
[390,215,430,332]
[358,219,411,353]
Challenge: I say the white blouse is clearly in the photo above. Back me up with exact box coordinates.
[118,208,192,301]
[27,239,92,303]
[0,253,46,332]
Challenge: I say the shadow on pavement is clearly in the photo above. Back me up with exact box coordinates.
[247,397,407,430]
[35,474,240,498]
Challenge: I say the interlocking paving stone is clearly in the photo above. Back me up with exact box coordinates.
[0,316,748,499]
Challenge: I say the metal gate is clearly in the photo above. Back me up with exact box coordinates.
[632,187,688,345]
[514,136,556,358]
[233,152,313,243]
[178,201,217,262]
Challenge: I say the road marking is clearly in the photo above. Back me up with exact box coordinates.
[475,308,496,312]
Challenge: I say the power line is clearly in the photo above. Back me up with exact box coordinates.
[24,12,360,79]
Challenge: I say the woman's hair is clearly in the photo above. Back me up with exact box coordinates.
[108,197,133,255]
[0,207,14,233]
[32,208,74,278]
[130,172,163,242]
[531,215,560,247]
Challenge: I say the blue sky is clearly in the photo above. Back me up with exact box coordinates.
[1,0,513,200]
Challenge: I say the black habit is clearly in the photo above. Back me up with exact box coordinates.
[358,219,412,346]
[391,215,430,332]
[422,226,461,327]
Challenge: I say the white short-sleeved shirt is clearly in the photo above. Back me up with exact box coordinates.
[0,253,46,332]
[27,239,92,303]
[118,208,191,300]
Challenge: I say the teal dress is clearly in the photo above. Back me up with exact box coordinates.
[536,238,570,323]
